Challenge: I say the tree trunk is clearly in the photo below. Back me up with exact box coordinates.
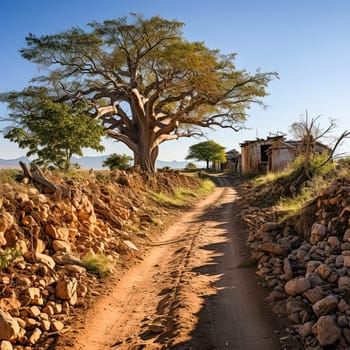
[133,135,157,173]
[206,159,209,169]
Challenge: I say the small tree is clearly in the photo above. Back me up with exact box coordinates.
[2,98,104,170]
[185,162,197,171]
[289,112,350,174]
[186,141,226,169]
[102,153,133,170]
[288,112,350,191]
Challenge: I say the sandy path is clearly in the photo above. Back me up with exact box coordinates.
[72,177,280,350]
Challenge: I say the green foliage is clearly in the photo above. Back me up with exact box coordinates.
[184,162,197,171]
[102,153,133,170]
[2,97,105,170]
[0,248,21,269]
[0,14,276,173]
[81,252,114,278]
[186,141,226,169]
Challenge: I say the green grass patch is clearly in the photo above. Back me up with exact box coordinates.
[150,179,215,207]
[0,169,20,185]
[81,252,114,278]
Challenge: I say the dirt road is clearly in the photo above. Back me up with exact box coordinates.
[72,177,280,350]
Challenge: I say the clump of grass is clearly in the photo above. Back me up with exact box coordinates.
[0,170,20,185]
[81,252,114,278]
[0,248,22,269]
[197,179,215,195]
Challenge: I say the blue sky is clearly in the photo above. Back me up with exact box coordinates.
[1,0,350,161]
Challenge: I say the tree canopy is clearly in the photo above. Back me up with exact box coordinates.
[2,96,104,170]
[186,140,226,169]
[0,14,277,172]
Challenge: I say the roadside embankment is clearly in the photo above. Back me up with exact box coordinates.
[0,168,211,349]
[239,175,350,349]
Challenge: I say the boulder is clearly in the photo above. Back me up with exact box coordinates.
[303,286,324,304]
[312,295,338,316]
[55,276,77,300]
[315,263,332,280]
[312,315,341,346]
[285,277,311,296]
[310,223,327,244]
[0,309,20,341]
[0,341,13,350]
[257,243,287,256]
[338,276,350,291]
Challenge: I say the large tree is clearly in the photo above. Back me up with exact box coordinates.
[186,140,226,169]
[0,14,276,173]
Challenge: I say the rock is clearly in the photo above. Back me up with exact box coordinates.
[35,253,55,269]
[64,264,86,274]
[310,223,327,245]
[337,315,348,328]
[306,272,326,287]
[306,260,322,274]
[312,295,338,316]
[261,222,279,232]
[55,276,77,300]
[338,276,350,292]
[40,319,50,332]
[315,264,332,280]
[343,255,350,268]
[123,240,139,251]
[282,258,293,281]
[0,310,20,341]
[0,340,12,350]
[27,288,41,305]
[0,233,6,246]
[45,225,69,241]
[0,341,13,350]
[328,236,340,247]
[285,277,311,296]
[312,315,341,346]
[299,322,314,337]
[148,323,165,333]
[51,320,64,332]
[258,242,287,255]
[286,299,309,324]
[53,253,82,266]
[52,240,71,253]
[303,286,324,304]
[28,306,41,318]
[336,255,344,267]
[28,327,41,345]
[343,228,350,242]
[338,299,350,313]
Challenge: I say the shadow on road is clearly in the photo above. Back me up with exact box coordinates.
[143,176,282,350]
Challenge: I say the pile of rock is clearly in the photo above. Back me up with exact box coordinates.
[241,178,350,349]
[0,169,200,349]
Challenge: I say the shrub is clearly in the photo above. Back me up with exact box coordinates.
[81,252,114,278]
[0,248,22,269]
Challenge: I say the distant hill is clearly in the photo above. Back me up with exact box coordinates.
[0,156,199,170]
[0,156,30,168]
